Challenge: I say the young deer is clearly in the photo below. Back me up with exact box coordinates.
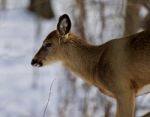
[31,14,150,117]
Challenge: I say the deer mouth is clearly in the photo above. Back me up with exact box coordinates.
[31,59,43,67]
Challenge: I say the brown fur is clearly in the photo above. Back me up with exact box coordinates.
[32,15,150,117]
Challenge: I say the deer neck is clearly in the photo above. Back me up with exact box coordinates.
[61,40,102,84]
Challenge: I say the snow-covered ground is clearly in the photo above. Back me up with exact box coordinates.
[0,0,149,117]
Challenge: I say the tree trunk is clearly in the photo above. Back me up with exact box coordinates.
[124,0,141,36]
[0,0,6,10]
[28,0,54,19]
[142,0,150,30]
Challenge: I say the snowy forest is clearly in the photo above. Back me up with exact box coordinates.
[0,0,150,117]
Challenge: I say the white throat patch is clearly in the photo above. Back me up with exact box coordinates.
[137,84,150,96]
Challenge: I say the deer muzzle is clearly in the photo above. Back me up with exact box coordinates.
[31,59,43,67]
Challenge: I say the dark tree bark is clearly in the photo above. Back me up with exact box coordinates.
[28,0,54,19]
[0,0,6,10]
[141,0,150,30]
[124,0,141,36]
[73,0,86,39]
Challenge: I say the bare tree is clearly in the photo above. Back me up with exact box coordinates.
[0,0,6,10]
[28,0,54,19]
[141,1,150,30]
[124,0,141,36]
[74,0,86,39]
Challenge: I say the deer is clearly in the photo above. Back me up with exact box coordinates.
[31,14,150,117]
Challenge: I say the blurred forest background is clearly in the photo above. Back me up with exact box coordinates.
[0,0,150,117]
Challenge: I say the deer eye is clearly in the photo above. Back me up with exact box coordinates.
[45,43,52,47]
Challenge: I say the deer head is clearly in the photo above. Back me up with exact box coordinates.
[31,14,72,67]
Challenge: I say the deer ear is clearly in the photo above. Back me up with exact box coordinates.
[57,14,71,35]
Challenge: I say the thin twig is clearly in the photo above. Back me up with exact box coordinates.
[43,78,55,117]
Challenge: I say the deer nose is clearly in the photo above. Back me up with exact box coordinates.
[31,59,43,67]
